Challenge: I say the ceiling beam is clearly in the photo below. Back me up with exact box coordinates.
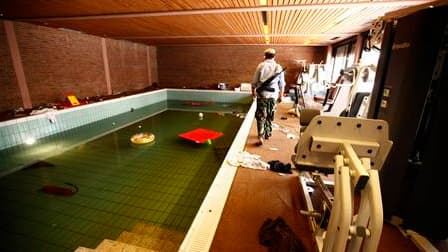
[19,0,432,21]
[115,33,356,39]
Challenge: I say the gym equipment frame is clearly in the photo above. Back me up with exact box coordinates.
[293,116,393,252]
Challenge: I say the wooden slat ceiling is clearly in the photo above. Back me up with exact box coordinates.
[0,0,440,46]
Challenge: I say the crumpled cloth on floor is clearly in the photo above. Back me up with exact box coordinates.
[30,108,57,123]
[259,217,307,252]
[268,160,293,174]
[227,151,269,170]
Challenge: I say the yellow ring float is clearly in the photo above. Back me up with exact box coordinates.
[130,132,155,145]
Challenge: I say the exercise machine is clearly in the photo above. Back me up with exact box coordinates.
[292,116,393,252]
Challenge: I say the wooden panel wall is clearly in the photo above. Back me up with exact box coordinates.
[157,45,327,89]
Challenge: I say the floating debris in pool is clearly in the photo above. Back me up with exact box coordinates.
[183,100,214,106]
[233,112,246,119]
[130,132,155,145]
[23,160,55,170]
[179,128,223,144]
[40,182,78,196]
[286,133,296,139]
[112,122,116,126]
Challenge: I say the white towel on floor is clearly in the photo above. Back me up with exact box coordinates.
[227,151,269,170]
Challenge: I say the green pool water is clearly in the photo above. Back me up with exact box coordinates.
[0,103,248,251]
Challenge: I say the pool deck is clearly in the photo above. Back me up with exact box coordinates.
[210,101,423,252]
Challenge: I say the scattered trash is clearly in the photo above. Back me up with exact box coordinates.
[259,217,306,251]
[268,160,292,174]
[269,147,279,151]
[286,133,296,139]
[30,108,57,123]
[227,151,269,170]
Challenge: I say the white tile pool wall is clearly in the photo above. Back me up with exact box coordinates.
[0,89,252,150]
[0,88,255,251]
[167,88,252,103]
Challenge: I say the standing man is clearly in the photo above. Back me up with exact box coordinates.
[251,48,286,146]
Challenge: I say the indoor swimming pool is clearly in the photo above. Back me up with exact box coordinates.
[0,94,251,251]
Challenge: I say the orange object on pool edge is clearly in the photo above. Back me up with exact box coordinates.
[178,128,224,144]
[131,132,155,144]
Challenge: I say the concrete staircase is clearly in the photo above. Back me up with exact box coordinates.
[75,222,185,252]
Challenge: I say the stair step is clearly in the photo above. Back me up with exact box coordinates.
[74,247,96,252]
[130,223,185,244]
[117,231,179,252]
[95,239,155,252]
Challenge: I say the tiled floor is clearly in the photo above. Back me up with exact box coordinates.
[211,101,423,252]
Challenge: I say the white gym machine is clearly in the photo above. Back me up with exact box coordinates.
[293,115,393,252]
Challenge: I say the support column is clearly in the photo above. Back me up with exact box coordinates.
[4,20,32,109]
[353,34,363,64]
[326,44,334,80]
[146,46,152,85]
[101,38,112,95]
[326,44,333,66]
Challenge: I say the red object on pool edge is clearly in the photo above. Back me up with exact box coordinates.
[178,128,224,144]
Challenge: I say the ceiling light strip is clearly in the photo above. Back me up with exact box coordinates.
[20,0,432,21]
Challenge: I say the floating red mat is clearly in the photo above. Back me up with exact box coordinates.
[178,128,224,144]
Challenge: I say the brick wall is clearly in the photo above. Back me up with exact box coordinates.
[1,20,326,113]
[0,21,156,113]
[106,39,149,94]
[0,22,22,111]
[14,22,107,106]
[157,45,327,89]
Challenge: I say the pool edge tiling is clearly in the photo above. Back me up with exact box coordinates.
[0,89,254,251]
[0,89,252,151]
[179,101,256,252]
